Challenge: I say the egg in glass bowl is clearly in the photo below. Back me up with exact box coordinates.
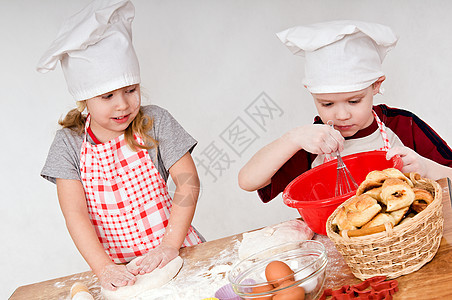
[228,240,327,300]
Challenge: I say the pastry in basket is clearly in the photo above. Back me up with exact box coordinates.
[356,168,413,196]
[326,173,443,281]
[332,194,381,231]
[356,179,383,196]
[381,168,414,187]
[362,206,409,228]
[380,178,415,211]
[411,188,434,213]
[364,170,388,183]
[332,170,432,237]
[333,207,356,231]
[364,186,382,202]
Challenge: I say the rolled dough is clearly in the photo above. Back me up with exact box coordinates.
[238,219,314,260]
[102,256,184,300]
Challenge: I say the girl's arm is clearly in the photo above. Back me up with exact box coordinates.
[238,124,344,192]
[56,178,136,290]
[162,151,200,249]
[131,152,200,274]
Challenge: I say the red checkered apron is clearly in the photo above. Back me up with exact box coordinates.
[80,116,201,263]
[324,110,392,163]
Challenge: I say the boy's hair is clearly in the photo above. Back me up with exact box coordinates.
[59,107,158,151]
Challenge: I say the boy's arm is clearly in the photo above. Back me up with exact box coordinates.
[238,133,301,191]
[56,178,136,290]
[376,105,452,170]
[239,124,344,192]
[387,146,452,180]
[424,159,452,180]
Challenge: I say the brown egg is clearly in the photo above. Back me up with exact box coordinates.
[265,260,295,287]
[251,283,274,300]
[272,280,305,300]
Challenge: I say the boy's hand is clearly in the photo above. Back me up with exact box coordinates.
[127,244,179,275]
[284,124,344,155]
[386,146,427,177]
[99,263,136,291]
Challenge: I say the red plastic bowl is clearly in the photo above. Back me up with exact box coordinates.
[282,151,403,235]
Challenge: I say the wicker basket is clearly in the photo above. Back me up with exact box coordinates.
[326,177,443,280]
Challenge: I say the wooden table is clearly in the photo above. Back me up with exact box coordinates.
[11,178,452,300]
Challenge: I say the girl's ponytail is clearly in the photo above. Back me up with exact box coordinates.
[59,106,87,135]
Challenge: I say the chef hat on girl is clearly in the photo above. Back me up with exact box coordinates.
[277,20,398,94]
[36,0,140,101]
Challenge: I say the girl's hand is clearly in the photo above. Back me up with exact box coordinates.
[283,124,344,155]
[128,244,179,275]
[386,146,428,177]
[99,264,136,291]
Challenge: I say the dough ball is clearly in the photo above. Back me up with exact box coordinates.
[102,256,183,300]
[239,220,314,260]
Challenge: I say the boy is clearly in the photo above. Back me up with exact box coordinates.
[238,20,452,203]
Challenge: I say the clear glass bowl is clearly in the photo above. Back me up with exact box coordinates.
[228,240,327,299]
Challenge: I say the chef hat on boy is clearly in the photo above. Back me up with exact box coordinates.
[277,20,398,94]
[36,0,140,101]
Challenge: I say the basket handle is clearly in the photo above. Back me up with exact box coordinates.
[341,223,394,240]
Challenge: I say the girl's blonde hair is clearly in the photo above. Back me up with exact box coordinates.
[59,102,158,151]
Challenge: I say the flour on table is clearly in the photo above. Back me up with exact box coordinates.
[102,256,183,300]
[238,219,314,260]
[51,272,100,300]
[134,237,241,299]
[54,281,66,288]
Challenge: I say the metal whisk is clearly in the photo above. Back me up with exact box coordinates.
[334,150,358,196]
[327,120,358,196]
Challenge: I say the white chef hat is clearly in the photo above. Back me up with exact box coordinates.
[36,0,140,101]
[277,20,398,93]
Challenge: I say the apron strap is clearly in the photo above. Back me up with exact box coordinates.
[83,114,91,143]
[372,110,392,151]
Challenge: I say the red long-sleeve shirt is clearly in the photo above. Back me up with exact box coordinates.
[258,104,452,203]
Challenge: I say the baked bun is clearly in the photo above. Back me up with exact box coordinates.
[333,206,358,231]
[334,170,434,237]
[411,188,434,213]
[361,205,409,228]
[362,213,393,229]
[380,178,415,211]
[356,168,414,196]
[344,195,382,227]
[365,170,389,184]
[382,168,414,187]
[356,179,383,196]
[389,206,410,225]
[364,186,383,202]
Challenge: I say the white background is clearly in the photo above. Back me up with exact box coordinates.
[2,0,452,298]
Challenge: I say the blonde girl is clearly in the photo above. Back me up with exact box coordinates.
[38,0,202,290]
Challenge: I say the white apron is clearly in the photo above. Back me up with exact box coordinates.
[320,110,392,165]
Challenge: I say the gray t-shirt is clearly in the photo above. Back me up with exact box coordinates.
[41,105,197,184]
